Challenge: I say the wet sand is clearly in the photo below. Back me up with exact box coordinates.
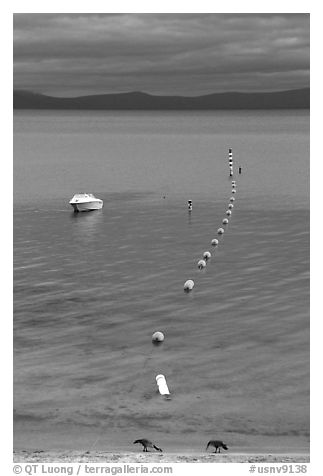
[14,450,310,464]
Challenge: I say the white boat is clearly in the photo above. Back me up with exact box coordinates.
[69,193,103,212]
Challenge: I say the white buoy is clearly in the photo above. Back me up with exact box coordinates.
[228,203,234,209]
[152,331,165,343]
[184,279,194,292]
[226,210,232,216]
[211,238,219,246]
[231,180,236,185]
[232,189,236,193]
[156,374,170,396]
[230,197,235,202]
[217,227,224,235]
[232,183,236,188]
[203,251,211,261]
[222,218,229,225]
[197,259,207,269]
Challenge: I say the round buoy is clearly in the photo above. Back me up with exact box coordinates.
[226,210,232,216]
[198,259,207,269]
[228,203,234,209]
[217,227,224,235]
[222,218,229,225]
[211,238,219,246]
[184,279,194,292]
[232,189,236,194]
[152,331,165,343]
[230,197,235,202]
[203,251,211,261]
[232,183,236,188]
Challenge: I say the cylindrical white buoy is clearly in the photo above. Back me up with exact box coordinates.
[152,331,165,343]
[211,238,219,246]
[217,227,225,235]
[230,197,235,202]
[222,218,229,225]
[228,203,234,209]
[226,210,232,216]
[184,279,194,292]
[203,251,211,261]
[197,259,207,269]
[156,374,170,396]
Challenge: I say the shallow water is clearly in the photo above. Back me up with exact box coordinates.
[13,110,309,453]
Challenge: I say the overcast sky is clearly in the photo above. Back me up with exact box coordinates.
[13,13,310,97]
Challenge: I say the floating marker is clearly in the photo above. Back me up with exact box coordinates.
[230,197,235,202]
[211,238,219,246]
[203,251,211,261]
[188,200,192,211]
[228,203,234,209]
[184,279,194,292]
[156,374,170,396]
[232,189,236,194]
[198,259,207,269]
[152,331,165,344]
[231,180,236,185]
[217,227,225,235]
[232,183,236,188]
[222,218,229,225]
[226,210,232,216]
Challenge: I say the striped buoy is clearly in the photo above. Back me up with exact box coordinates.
[203,251,211,261]
[198,259,207,269]
[156,374,170,396]
[184,279,194,292]
[152,331,165,343]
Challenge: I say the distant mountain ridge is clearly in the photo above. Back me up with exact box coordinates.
[13,88,310,110]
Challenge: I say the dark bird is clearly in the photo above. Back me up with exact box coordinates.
[206,440,228,453]
[133,438,163,452]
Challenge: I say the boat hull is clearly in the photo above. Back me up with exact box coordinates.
[70,201,103,212]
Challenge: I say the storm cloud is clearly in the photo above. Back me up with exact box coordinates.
[13,13,310,97]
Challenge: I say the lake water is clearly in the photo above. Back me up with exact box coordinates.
[13,110,310,454]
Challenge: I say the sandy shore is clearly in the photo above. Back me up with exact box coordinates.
[13,450,310,463]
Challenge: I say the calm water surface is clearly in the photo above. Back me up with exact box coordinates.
[13,110,310,453]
